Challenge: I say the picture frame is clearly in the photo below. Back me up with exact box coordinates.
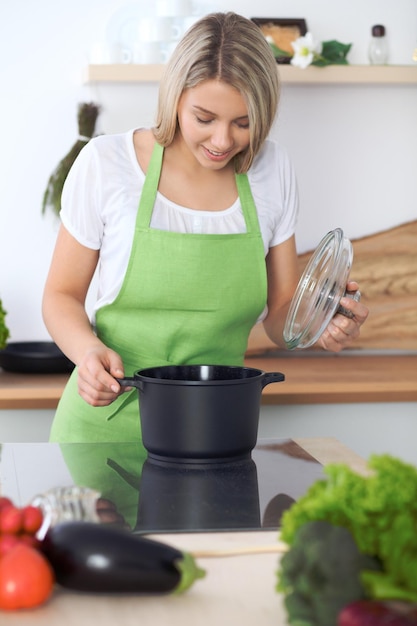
[251,18,308,64]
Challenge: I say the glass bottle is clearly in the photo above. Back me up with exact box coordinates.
[369,24,388,65]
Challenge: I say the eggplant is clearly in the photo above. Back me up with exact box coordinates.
[41,521,205,594]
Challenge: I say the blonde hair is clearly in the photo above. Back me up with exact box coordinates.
[153,12,280,173]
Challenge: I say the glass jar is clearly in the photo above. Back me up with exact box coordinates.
[369,24,388,65]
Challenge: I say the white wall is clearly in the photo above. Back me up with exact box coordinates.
[1,0,417,342]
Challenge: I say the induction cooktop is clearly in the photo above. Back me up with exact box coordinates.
[0,439,325,533]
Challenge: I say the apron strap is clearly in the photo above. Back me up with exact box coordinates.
[135,141,164,229]
[235,172,262,235]
[135,141,261,234]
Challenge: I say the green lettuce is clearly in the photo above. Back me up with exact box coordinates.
[279,454,417,603]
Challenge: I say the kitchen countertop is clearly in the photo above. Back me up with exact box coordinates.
[0,436,367,625]
[1,352,416,409]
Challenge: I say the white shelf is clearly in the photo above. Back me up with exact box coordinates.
[279,64,417,84]
[85,63,417,85]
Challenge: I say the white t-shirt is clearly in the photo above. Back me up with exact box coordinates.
[60,129,299,317]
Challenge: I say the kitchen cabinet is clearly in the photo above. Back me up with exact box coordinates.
[84,64,417,85]
[1,353,416,410]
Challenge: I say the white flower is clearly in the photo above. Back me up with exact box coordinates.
[290,32,322,68]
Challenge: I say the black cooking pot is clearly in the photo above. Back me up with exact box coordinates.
[118,365,285,463]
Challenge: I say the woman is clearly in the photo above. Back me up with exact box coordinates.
[43,12,368,443]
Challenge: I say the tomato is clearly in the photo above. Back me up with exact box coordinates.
[21,506,43,535]
[0,535,20,557]
[0,506,23,535]
[0,498,13,512]
[0,544,55,610]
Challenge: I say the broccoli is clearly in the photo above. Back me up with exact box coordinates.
[279,454,417,604]
[277,520,381,626]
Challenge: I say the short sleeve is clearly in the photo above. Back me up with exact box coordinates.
[269,144,299,247]
[248,140,299,251]
[60,140,103,250]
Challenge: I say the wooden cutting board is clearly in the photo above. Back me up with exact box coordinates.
[247,220,417,353]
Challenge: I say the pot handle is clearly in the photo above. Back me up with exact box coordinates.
[261,371,285,389]
[116,377,143,391]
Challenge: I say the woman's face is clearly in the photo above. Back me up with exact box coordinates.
[176,79,250,170]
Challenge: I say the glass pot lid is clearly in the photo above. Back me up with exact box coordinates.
[283,228,359,350]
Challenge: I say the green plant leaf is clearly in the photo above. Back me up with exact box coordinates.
[313,40,352,66]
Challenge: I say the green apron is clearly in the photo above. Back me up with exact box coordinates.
[50,142,267,443]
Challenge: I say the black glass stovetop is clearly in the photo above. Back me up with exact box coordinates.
[0,439,324,533]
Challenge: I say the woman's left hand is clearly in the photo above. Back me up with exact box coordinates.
[317,281,369,352]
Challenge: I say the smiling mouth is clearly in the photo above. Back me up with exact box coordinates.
[204,147,232,159]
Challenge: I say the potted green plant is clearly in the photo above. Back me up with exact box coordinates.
[42,102,101,217]
[0,298,10,351]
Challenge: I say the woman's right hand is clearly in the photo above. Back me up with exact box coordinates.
[76,345,128,407]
